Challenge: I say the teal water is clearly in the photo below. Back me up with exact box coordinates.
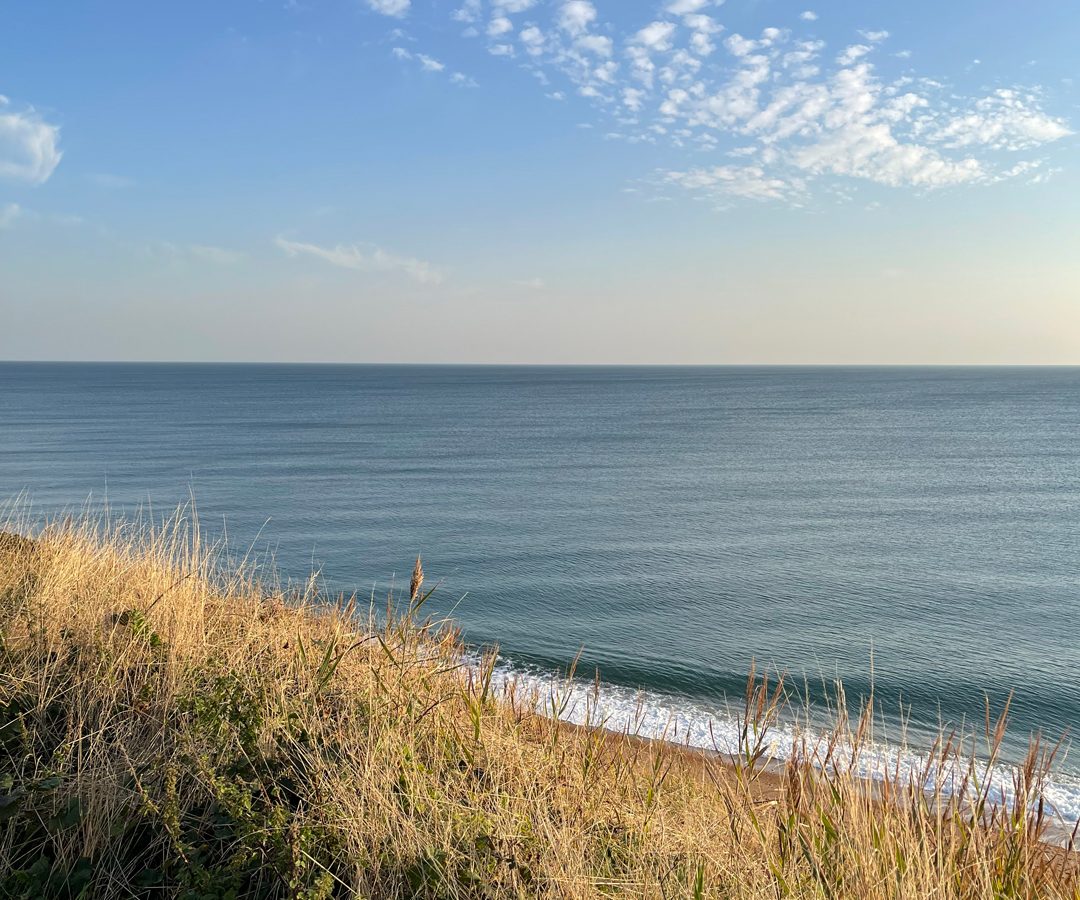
[2,363,1078,808]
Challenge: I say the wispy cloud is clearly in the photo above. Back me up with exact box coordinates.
[662,165,803,204]
[391,46,476,85]
[275,236,445,284]
[416,53,445,71]
[0,97,62,185]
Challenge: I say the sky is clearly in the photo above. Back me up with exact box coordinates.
[1,0,1077,364]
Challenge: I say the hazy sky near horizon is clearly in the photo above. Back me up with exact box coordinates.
[1,1,1078,364]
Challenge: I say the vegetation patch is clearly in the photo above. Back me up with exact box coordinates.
[0,517,1075,898]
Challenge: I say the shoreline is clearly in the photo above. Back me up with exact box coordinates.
[490,654,1080,854]
[488,652,1080,843]
[558,717,1080,860]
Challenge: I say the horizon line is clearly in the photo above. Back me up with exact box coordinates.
[2,360,1080,369]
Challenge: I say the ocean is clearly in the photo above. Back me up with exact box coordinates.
[2,363,1079,818]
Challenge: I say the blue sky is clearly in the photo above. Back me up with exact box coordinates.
[1,0,1077,363]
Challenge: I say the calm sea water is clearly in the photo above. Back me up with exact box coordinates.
[2,364,1079,800]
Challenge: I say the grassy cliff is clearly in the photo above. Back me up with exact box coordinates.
[0,516,1075,898]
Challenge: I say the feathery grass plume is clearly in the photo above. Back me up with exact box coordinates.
[0,505,1077,898]
[409,553,424,604]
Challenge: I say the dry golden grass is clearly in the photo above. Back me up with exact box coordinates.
[0,511,1076,898]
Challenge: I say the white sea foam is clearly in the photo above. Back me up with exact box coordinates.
[483,656,1080,844]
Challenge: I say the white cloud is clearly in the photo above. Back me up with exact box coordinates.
[557,1,597,35]
[366,0,410,17]
[626,21,679,88]
[689,32,714,56]
[663,164,802,203]
[452,0,481,23]
[665,0,713,13]
[0,104,62,185]
[520,25,546,55]
[791,122,985,187]
[927,89,1071,150]
[837,44,872,66]
[623,87,646,111]
[781,64,986,187]
[275,237,445,284]
[576,34,613,56]
[393,47,475,84]
[0,202,20,228]
[493,0,537,11]
[677,14,720,56]
[633,21,678,52]
[452,3,1072,206]
[514,277,546,289]
[417,53,445,71]
[664,45,1067,197]
[684,14,720,33]
[487,16,513,37]
[724,33,759,58]
[394,47,445,71]
[624,47,656,88]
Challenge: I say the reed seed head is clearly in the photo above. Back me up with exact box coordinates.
[410,554,424,603]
